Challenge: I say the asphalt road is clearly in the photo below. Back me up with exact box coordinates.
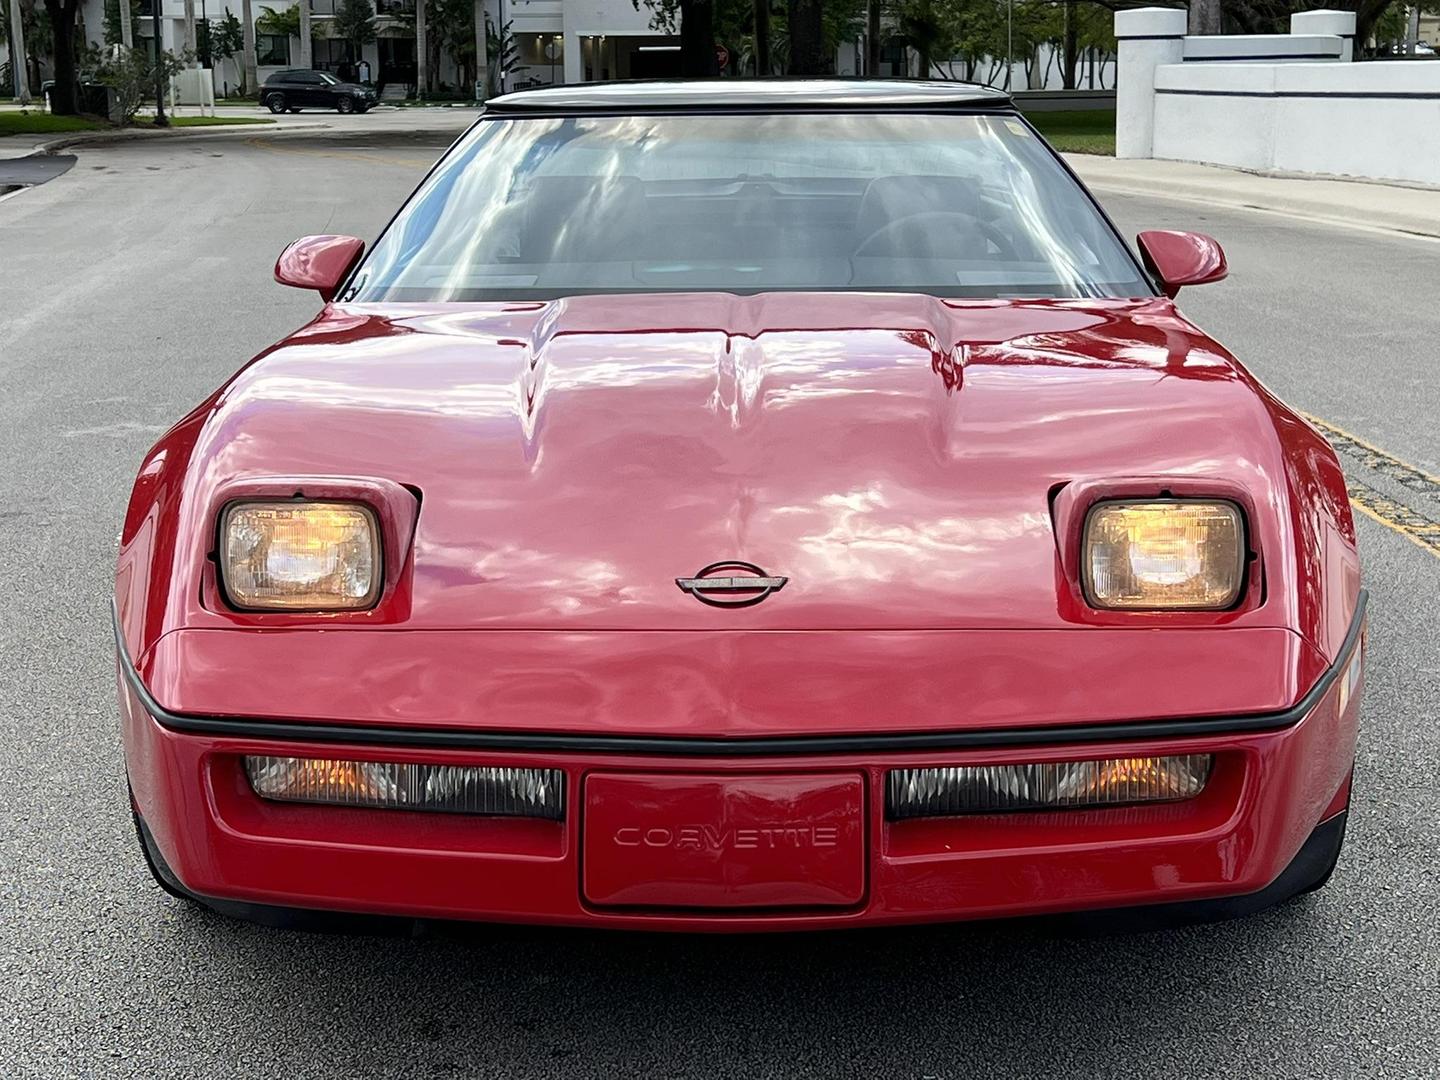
[0,128,1436,1079]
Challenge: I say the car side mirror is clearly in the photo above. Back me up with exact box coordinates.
[1136,230,1227,298]
[274,235,366,301]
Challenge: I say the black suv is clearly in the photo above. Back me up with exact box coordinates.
[262,70,377,114]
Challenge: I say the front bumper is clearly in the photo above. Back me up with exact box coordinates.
[119,611,1364,932]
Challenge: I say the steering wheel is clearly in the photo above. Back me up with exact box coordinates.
[853,210,1016,260]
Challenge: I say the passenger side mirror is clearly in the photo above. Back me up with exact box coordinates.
[274,234,366,301]
[1136,230,1227,298]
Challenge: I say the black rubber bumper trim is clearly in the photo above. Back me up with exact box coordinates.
[115,591,1365,757]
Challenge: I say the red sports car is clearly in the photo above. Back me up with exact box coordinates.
[117,80,1365,931]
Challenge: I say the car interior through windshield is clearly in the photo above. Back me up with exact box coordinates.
[347,112,1152,301]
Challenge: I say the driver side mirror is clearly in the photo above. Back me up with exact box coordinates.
[274,235,366,302]
[1136,230,1227,298]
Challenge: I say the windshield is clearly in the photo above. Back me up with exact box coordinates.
[347,113,1152,302]
[318,72,340,84]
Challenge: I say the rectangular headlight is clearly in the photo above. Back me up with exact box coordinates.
[244,756,566,819]
[887,755,1212,819]
[221,501,380,611]
[1084,500,1244,610]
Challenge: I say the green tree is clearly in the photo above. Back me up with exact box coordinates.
[102,0,139,46]
[41,0,83,113]
[85,42,186,122]
[333,0,375,60]
[209,9,244,79]
[256,1,300,38]
[426,0,475,89]
[896,0,955,75]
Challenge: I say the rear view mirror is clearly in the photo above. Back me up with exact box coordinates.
[274,235,366,301]
[1136,230,1227,298]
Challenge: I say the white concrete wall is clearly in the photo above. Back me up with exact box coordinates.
[1117,7,1440,185]
[1152,60,1440,184]
[1115,7,1186,159]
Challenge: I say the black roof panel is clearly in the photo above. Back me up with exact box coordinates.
[485,78,1013,114]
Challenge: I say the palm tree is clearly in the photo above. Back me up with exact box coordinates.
[242,0,257,93]
[416,0,426,96]
[6,0,33,102]
[298,0,312,67]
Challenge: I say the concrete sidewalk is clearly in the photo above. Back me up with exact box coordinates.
[1067,154,1440,241]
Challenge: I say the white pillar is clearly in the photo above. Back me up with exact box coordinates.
[562,29,581,84]
[7,0,31,102]
[1290,9,1357,62]
[119,0,134,48]
[1114,7,1187,160]
[298,0,312,69]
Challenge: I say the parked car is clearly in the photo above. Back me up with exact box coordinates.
[118,80,1364,933]
[261,69,376,114]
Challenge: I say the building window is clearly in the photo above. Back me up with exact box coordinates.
[314,38,352,71]
[256,34,290,65]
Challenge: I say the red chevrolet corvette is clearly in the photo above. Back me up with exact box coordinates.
[116,80,1365,931]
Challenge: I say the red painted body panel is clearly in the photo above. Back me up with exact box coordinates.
[1137,230,1229,297]
[120,660,1360,929]
[273,235,365,301]
[140,626,1325,737]
[118,294,1357,654]
[116,287,1363,928]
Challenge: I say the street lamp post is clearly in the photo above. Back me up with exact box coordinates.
[153,0,169,125]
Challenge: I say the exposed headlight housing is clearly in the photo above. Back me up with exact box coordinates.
[1083,500,1245,610]
[220,501,381,611]
[245,756,566,819]
[887,755,1213,818]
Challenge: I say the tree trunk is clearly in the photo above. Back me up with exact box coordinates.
[182,0,197,63]
[241,0,256,93]
[298,0,312,68]
[1062,0,1077,89]
[415,0,427,95]
[472,0,486,98]
[42,0,79,114]
[753,0,770,75]
[785,0,823,74]
[1188,0,1221,36]
[678,0,716,76]
[7,0,31,102]
[864,0,879,76]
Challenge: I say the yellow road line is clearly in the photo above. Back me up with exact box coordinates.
[243,137,434,168]
[1344,479,1440,561]
[1305,414,1440,559]
[1305,413,1440,492]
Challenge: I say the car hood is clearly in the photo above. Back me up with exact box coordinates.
[186,292,1294,632]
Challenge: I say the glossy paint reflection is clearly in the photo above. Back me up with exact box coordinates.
[118,292,1355,651]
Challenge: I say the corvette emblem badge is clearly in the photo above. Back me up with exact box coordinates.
[676,561,789,608]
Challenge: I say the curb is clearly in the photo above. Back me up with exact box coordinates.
[1066,154,1440,242]
[33,121,328,155]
